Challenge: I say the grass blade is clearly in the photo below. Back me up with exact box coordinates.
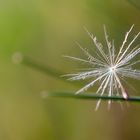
[47,91,140,102]
[21,56,83,86]
[127,0,140,10]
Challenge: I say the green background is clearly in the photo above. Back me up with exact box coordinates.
[0,0,140,140]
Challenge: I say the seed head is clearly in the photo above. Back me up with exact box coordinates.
[64,25,140,109]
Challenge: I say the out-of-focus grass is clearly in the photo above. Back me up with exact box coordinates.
[127,0,140,10]
[21,56,140,103]
[0,0,140,140]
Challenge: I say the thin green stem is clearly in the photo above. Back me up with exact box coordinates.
[21,57,140,103]
[127,0,140,10]
[48,91,140,102]
[21,56,83,86]
[22,56,64,79]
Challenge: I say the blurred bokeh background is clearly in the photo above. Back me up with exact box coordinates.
[1,0,140,140]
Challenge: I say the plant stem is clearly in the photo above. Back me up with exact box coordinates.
[21,56,83,86]
[127,0,140,10]
[21,57,140,103]
[48,91,140,102]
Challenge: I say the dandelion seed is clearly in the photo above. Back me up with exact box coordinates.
[64,25,140,109]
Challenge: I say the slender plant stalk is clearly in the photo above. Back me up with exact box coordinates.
[21,56,140,103]
[127,0,140,10]
[21,56,83,86]
[48,91,140,102]
[22,56,64,79]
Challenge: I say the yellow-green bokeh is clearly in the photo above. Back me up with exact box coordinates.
[0,0,140,140]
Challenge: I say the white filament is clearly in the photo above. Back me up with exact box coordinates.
[65,25,140,109]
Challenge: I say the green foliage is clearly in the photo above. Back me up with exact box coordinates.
[1,0,140,140]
